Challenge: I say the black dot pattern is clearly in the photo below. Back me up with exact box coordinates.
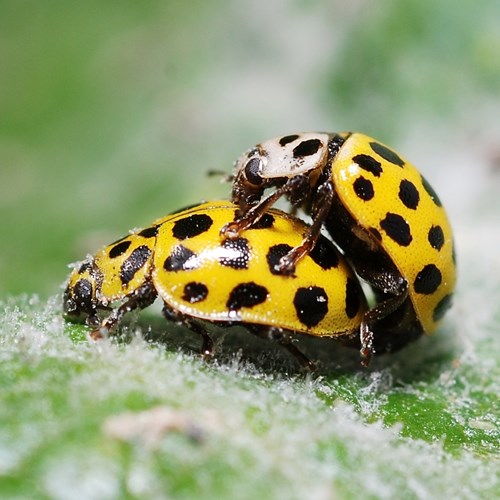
[309,237,339,269]
[414,264,442,295]
[137,226,159,238]
[345,277,361,319]
[219,237,250,269]
[336,137,455,331]
[266,244,293,275]
[370,141,405,167]
[293,286,328,327]
[73,279,93,310]
[428,225,445,250]
[353,176,374,201]
[251,213,275,229]
[172,214,213,240]
[293,139,322,158]
[109,240,131,259]
[226,282,268,311]
[380,213,412,246]
[164,245,197,272]
[182,282,208,303]
[421,175,442,207]
[398,179,420,209]
[433,294,453,322]
[78,262,93,274]
[120,245,151,286]
[279,134,299,146]
[353,154,382,177]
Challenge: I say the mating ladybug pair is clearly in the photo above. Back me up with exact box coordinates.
[64,132,456,368]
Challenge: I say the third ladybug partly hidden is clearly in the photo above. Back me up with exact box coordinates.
[223,132,456,365]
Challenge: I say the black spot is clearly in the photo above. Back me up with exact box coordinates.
[267,244,293,275]
[293,286,328,328]
[119,245,151,286]
[163,245,197,272]
[252,213,275,229]
[309,237,339,269]
[414,264,442,295]
[433,294,453,322]
[370,141,405,167]
[182,282,208,303]
[279,134,299,146]
[73,279,93,310]
[293,139,322,158]
[137,225,159,238]
[399,179,420,210]
[226,282,268,311]
[172,214,213,240]
[352,154,382,177]
[353,176,374,201]
[452,242,457,266]
[345,277,361,319]
[244,157,263,185]
[78,262,93,274]
[380,213,412,246]
[428,225,445,250]
[219,237,250,269]
[421,175,442,207]
[109,240,131,259]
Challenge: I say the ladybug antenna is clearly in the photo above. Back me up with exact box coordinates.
[207,169,234,183]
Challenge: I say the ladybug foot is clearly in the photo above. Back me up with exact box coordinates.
[277,245,311,275]
[360,347,373,368]
[276,254,297,275]
[89,325,109,341]
[359,323,375,367]
[220,221,243,239]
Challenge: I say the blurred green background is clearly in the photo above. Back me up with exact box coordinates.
[1,2,500,498]
[1,0,499,296]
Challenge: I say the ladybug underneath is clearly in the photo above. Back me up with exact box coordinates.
[223,132,456,364]
[64,200,368,369]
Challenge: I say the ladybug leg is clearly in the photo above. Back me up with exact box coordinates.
[280,339,317,372]
[278,181,334,274]
[358,276,409,366]
[85,308,101,329]
[90,283,157,340]
[162,304,214,359]
[249,326,316,371]
[359,323,374,367]
[221,175,310,239]
[186,320,215,359]
[332,226,410,366]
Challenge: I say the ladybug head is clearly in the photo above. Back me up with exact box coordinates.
[232,132,330,209]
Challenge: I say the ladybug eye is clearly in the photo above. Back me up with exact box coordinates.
[244,157,263,186]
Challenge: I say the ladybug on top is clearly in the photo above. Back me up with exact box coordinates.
[222,132,456,365]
